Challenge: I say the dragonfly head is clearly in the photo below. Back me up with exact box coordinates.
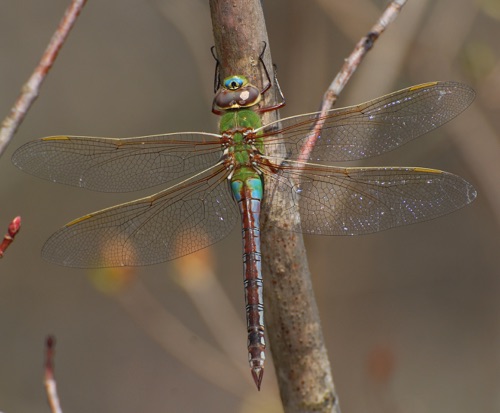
[213,75,262,112]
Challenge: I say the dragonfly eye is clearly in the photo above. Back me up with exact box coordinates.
[224,76,247,90]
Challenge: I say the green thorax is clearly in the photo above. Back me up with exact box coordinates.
[219,107,262,132]
[220,109,264,184]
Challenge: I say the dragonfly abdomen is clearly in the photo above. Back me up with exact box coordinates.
[230,171,266,390]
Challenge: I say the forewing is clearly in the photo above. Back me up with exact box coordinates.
[12,132,222,192]
[42,166,238,267]
[259,82,475,162]
[264,164,476,235]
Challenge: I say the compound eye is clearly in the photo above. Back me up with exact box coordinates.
[223,76,247,90]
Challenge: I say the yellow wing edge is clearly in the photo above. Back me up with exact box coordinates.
[66,214,94,227]
[412,167,443,174]
[409,82,439,91]
[41,136,70,141]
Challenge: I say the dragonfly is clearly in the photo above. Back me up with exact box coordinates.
[12,57,476,390]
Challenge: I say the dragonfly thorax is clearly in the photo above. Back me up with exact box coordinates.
[218,108,266,179]
[222,131,260,171]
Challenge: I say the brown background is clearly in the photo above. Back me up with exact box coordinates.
[1,0,499,412]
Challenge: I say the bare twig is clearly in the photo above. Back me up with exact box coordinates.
[0,0,87,156]
[0,216,21,258]
[44,336,63,413]
[299,0,407,162]
[324,0,407,103]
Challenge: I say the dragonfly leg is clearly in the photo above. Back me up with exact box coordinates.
[211,45,221,93]
[256,42,286,113]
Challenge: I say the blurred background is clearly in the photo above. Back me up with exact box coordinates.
[1,0,499,412]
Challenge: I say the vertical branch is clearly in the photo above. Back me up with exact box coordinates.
[209,0,338,411]
[210,0,275,110]
[209,0,406,411]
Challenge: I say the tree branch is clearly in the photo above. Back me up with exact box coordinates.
[209,0,336,410]
[210,1,406,411]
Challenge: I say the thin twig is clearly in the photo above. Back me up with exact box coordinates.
[325,0,407,103]
[268,1,406,411]
[0,0,87,156]
[299,0,407,162]
[0,216,21,258]
[44,336,63,413]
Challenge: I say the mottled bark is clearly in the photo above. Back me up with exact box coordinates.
[209,1,338,411]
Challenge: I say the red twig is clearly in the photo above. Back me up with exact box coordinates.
[0,216,21,258]
[44,336,63,413]
[298,0,407,163]
[0,0,88,156]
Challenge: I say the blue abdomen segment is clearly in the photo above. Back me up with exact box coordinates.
[231,176,263,203]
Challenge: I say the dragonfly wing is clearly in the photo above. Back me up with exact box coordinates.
[12,132,222,192]
[264,164,476,235]
[42,166,238,267]
[259,82,475,162]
